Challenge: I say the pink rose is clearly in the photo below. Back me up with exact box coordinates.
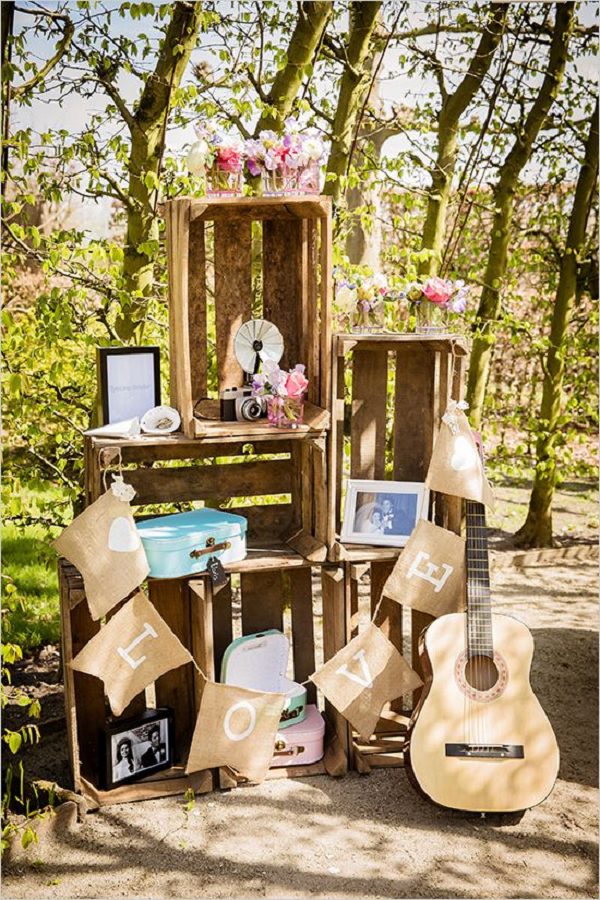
[422,276,453,305]
[286,365,309,398]
[216,147,242,173]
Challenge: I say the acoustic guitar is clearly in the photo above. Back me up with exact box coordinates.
[405,497,559,813]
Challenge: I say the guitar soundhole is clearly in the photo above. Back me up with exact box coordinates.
[464,655,499,692]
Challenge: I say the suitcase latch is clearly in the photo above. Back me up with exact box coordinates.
[273,745,305,757]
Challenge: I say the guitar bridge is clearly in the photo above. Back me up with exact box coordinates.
[445,743,524,759]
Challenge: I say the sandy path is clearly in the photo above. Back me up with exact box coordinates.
[3,553,598,900]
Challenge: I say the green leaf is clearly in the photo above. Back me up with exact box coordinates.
[7,732,22,754]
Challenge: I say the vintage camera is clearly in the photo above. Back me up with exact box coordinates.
[219,386,266,422]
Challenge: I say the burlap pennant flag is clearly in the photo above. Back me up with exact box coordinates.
[310,623,422,742]
[186,681,285,784]
[70,591,193,716]
[425,402,495,509]
[53,490,149,620]
[383,519,466,617]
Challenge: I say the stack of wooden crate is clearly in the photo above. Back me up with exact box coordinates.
[60,195,468,807]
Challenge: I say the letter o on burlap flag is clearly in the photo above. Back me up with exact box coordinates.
[383,519,466,617]
[310,623,422,742]
[53,490,149,621]
[70,591,193,717]
[186,681,285,784]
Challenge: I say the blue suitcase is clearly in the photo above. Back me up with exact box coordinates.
[136,508,247,579]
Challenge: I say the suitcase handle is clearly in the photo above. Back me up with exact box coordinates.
[189,539,231,559]
[273,744,305,757]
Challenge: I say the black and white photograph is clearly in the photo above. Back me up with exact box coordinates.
[104,708,173,789]
[341,480,428,548]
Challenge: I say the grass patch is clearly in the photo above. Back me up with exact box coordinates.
[2,490,62,653]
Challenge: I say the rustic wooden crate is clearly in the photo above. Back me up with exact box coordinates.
[325,333,468,771]
[327,333,469,563]
[60,554,349,805]
[84,431,329,560]
[59,559,213,808]
[164,196,332,439]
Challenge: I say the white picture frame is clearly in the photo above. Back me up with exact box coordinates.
[340,480,429,548]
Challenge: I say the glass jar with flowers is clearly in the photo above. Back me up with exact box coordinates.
[333,269,394,333]
[252,361,309,428]
[245,119,325,196]
[186,124,245,196]
[401,277,469,334]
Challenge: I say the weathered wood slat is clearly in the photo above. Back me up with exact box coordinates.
[79,769,212,808]
[151,579,196,761]
[321,566,349,775]
[124,458,292,505]
[188,216,208,401]
[263,218,303,371]
[240,570,284,634]
[393,343,437,481]
[350,347,388,480]
[214,220,253,390]
[288,568,316,703]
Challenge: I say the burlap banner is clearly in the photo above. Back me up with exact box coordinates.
[383,519,466,617]
[53,490,149,620]
[311,623,422,742]
[425,403,494,509]
[186,681,285,784]
[70,591,193,716]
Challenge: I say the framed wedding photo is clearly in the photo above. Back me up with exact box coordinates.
[341,480,429,548]
[97,346,161,424]
[103,707,173,789]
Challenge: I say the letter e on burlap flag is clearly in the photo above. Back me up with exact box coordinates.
[70,591,193,716]
[311,623,422,742]
[425,402,494,509]
[53,490,149,621]
[383,519,466,617]
[186,681,285,784]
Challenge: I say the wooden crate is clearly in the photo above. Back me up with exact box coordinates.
[60,555,349,805]
[59,559,213,808]
[326,333,469,772]
[327,332,469,562]
[84,430,328,560]
[164,196,332,438]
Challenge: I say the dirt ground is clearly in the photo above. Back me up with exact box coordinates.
[3,484,598,900]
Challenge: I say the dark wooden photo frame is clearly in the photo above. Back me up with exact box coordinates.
[97,346,161,424]
[103,707,173,789]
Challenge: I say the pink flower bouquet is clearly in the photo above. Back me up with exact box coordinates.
[186,124,245,195]
[252,362,309,428]
[401,277,470,333]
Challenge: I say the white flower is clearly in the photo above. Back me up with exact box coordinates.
[186,140,211,175]
[336,284,358,311]
[371,272,388,290]
[303,136,324,161]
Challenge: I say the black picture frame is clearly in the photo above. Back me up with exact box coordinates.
[97,346,161,425]
[102,707,173,789]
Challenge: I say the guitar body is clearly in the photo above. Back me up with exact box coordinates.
[406,612,559,813]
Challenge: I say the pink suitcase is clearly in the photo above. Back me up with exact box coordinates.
[270,704,325,768]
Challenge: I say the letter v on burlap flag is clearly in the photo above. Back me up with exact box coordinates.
[70,591,193,717]
[186,680,286,784]
[310,623,422,742]
[383,519,466,617]
[425,402,495,509]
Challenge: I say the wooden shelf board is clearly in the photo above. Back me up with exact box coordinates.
[330,540,404,563]
[335,332,469,355]
[193,401,329,439]
[186,195,331,222]
[79,767,212,808]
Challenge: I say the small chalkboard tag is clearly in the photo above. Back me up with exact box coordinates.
[206,556,228,587]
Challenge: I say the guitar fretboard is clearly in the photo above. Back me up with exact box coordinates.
[465,499,493,658]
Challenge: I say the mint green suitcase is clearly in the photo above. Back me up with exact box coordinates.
[220,630,307,730]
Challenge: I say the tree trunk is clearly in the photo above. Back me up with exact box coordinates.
[466,2,575,429]
[117,1,204,341]
[514,103,598,548]
[324,1,382,203]
[419,3,507,276]
[253,2,332,135]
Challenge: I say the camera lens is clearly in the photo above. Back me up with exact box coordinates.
[240,399,263,420]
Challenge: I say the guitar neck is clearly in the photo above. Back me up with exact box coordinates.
[465,499,493,658]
